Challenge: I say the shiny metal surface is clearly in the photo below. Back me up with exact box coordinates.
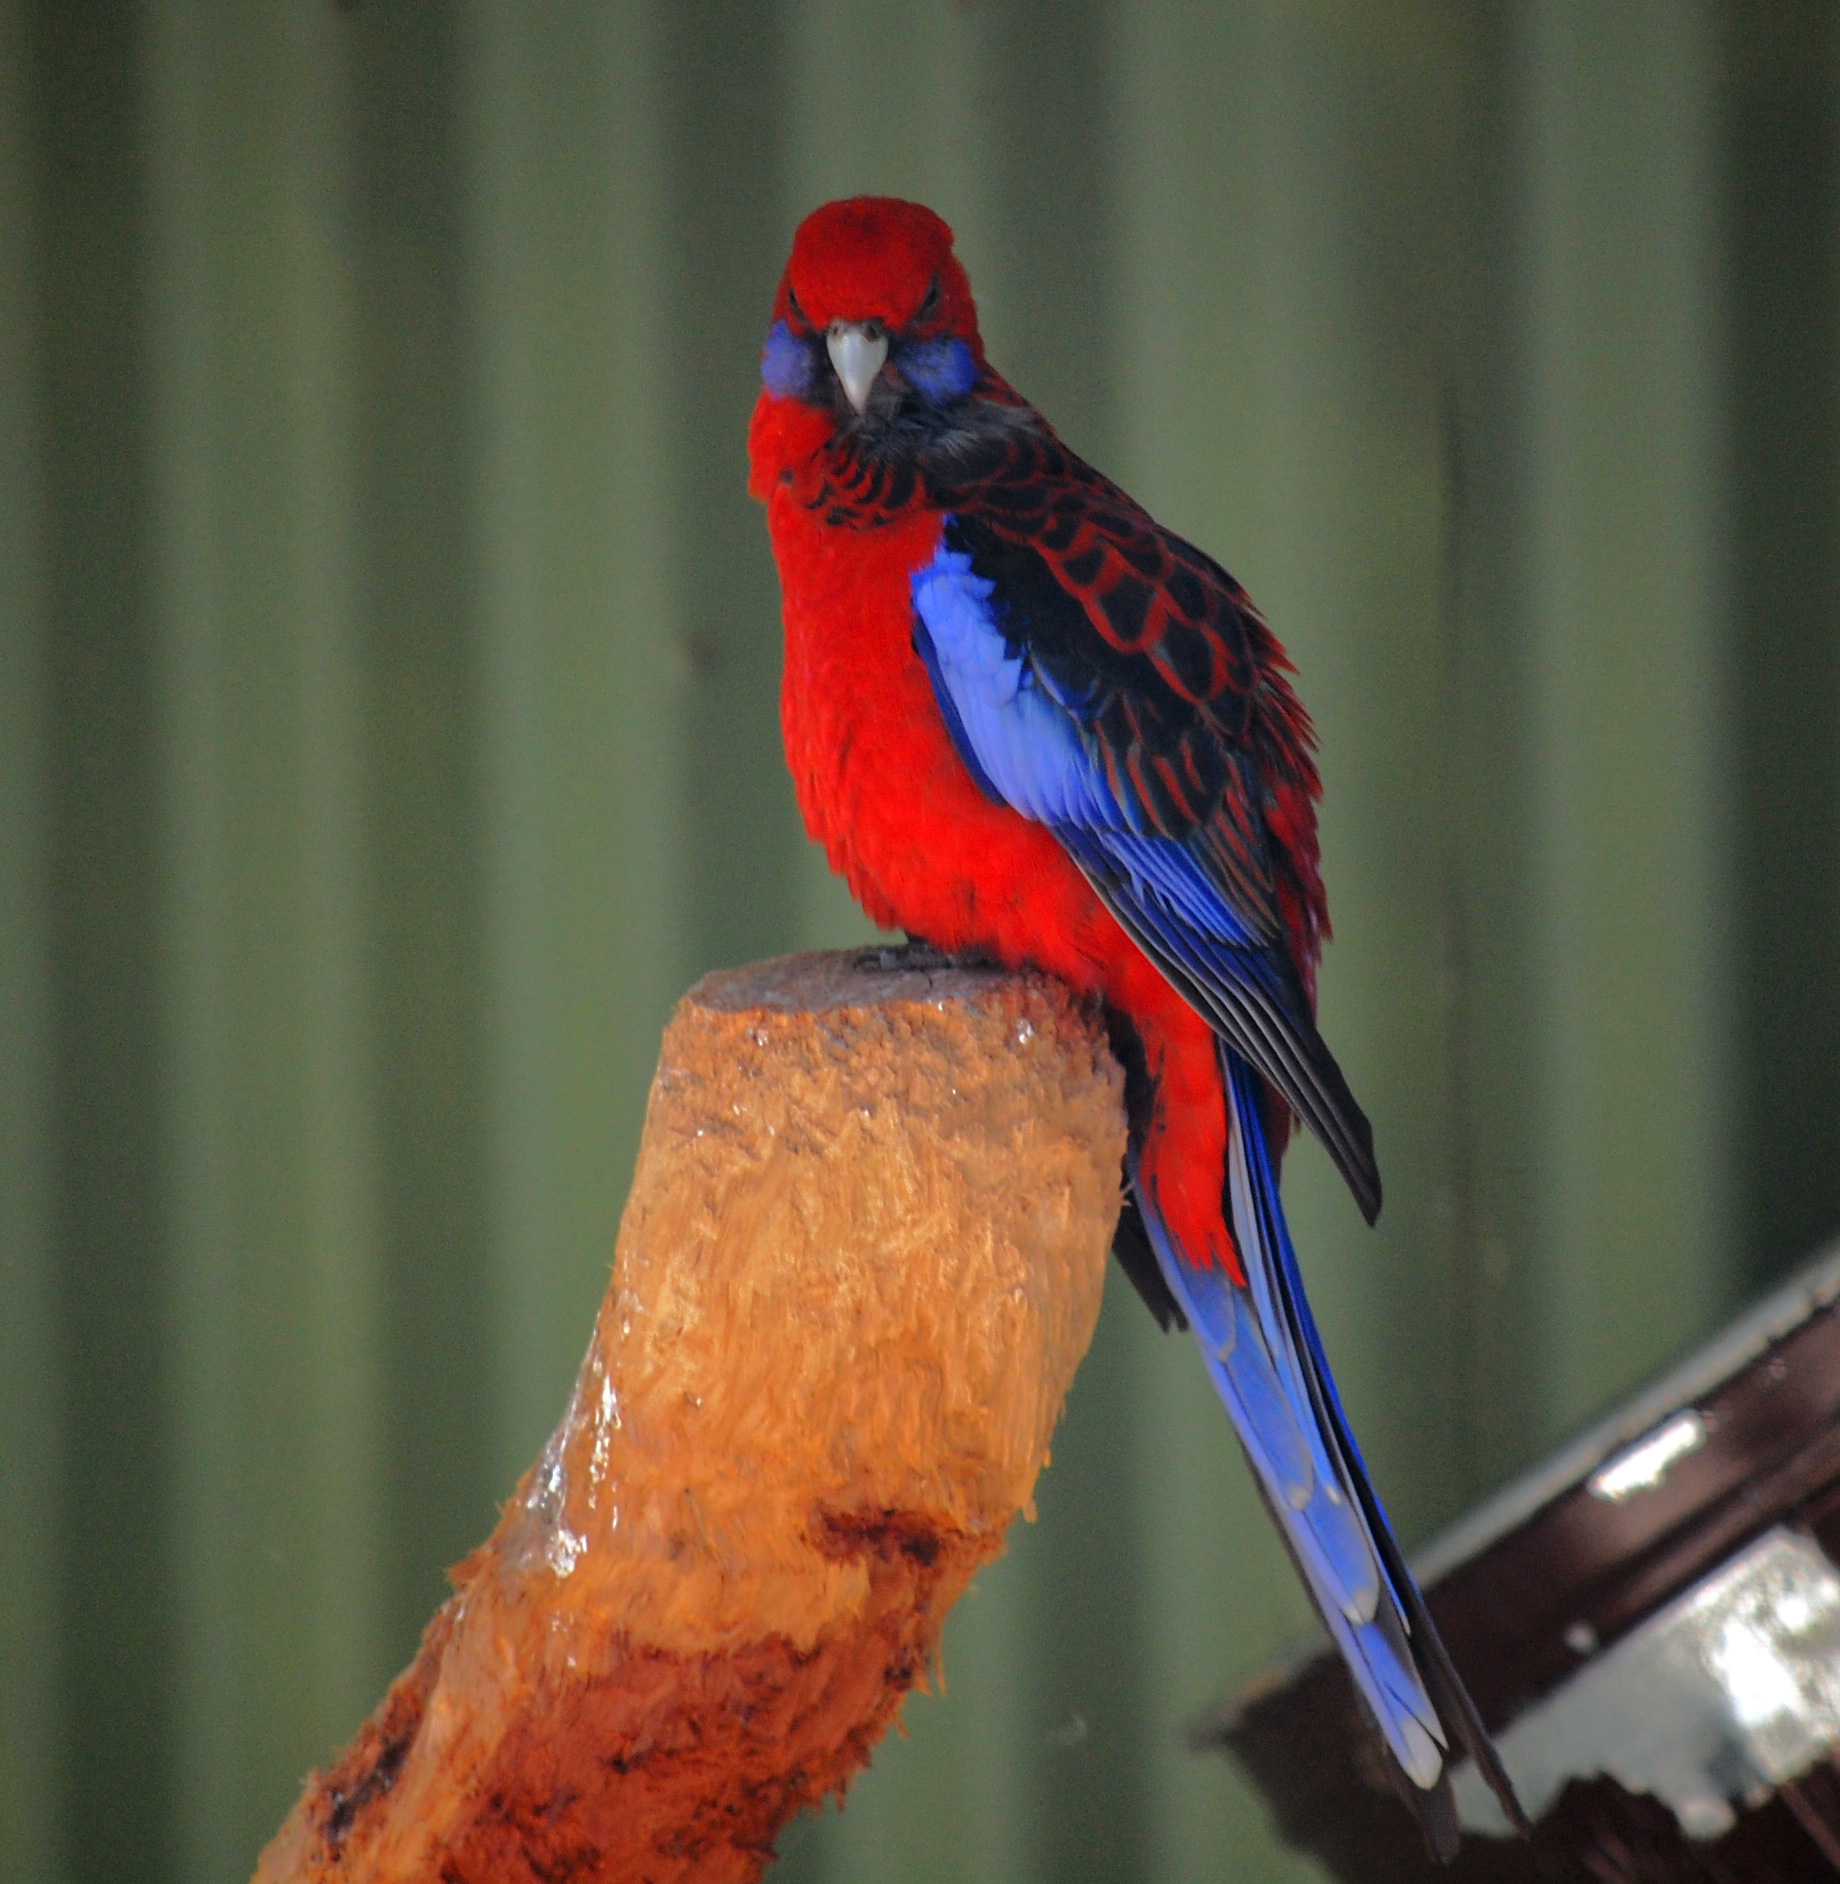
[1456,1528,1840,1841]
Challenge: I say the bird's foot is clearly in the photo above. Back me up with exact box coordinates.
[854,936,1000,974]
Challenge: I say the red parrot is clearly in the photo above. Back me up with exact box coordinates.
[749,196,1523,1857]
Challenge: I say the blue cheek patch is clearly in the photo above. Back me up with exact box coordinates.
[901,336,977,406]
[761,320,815,399]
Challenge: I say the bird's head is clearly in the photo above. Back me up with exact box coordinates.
[760,197,986,426]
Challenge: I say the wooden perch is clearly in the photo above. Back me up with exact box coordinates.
[253,951,1126,1884]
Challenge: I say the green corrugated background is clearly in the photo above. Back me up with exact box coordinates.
[2,5,1836,1881]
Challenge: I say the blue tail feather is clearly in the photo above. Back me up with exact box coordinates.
[1127,1054,1450,1798]
[1218,1054,1528,1842]
[1129,1047,1530,1855]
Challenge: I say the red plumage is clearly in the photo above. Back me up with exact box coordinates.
[749,198,1335,1282]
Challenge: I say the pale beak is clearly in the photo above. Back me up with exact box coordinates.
[826,321,889,416]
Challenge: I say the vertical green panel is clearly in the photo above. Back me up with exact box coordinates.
[1439,14,1550,1493]
[661,1,803,974]
[461,0,690,1486]
[34,5,176,1882]
[1514,1,1734,1434]
[1724,3,1840,1294]
[0,4,60,1880]
[277,4,388,1798]
[146,5,386,1877]
[342,1,500,1663]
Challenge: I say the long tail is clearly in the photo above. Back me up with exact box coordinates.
[1129,1047,1526,1860]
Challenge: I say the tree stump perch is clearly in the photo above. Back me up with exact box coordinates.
[253,951,1127,1884]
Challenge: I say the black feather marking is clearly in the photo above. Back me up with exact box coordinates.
[1040,511,1080,553]
[1063,545,1105,587]
[1113,1189,1186,1331]
[1100,572,1155,649]
[1166,559,1207,623]
[1117,533,1166,581]
[1097,1006,1188,1332]
[1156,616,1219,700]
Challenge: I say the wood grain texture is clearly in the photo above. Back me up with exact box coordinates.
[252,952,1126,1884]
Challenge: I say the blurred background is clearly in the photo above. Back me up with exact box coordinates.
[2,3,1836,1880]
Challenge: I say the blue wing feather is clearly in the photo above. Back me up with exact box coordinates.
[911,546,1124,830]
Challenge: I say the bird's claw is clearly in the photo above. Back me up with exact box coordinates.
[853,937,999,974]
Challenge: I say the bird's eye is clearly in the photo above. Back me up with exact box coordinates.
[911,276,942,329]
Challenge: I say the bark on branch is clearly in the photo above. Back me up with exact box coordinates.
[253,951,1126,1884]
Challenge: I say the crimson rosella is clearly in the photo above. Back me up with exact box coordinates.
[748,196,1523,1857]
